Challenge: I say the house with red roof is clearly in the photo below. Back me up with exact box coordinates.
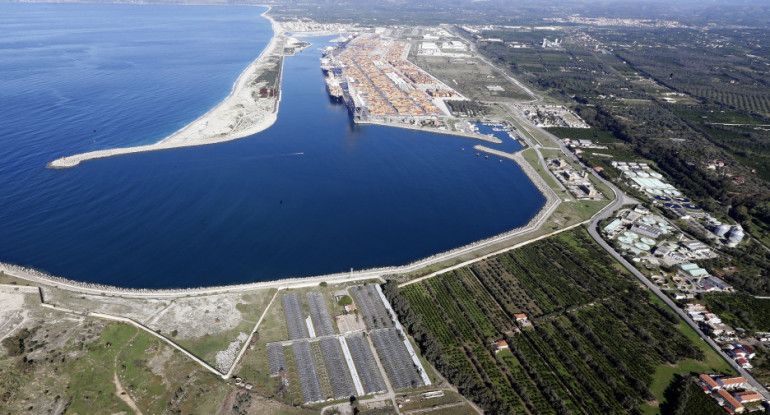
[735,391,761,404]
[700,374,720,391]
[717,389,745,413]
[717,376,747,390]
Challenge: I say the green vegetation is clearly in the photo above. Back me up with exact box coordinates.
[473,25,770,264]
[700,241,770,295]
[385,228,726,414]
[337,295,352,306]
[1,328,35,357]
[545,127,618,144]
[446,100,489,117]
[659,375,724,415]
[749,347,770,386]
[704,293,770,332]
[0,319,228,414]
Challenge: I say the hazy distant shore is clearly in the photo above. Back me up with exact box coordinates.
[48,7,286,169]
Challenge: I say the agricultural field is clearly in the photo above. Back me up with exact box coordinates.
[385,228,733,414]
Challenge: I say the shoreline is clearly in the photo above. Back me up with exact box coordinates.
[357,119,502,144]
[47,6,285,169]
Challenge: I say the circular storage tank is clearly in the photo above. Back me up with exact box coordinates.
[642,217,656,224]
[683,204,701,210]
[655,195,672,202]
[674,197,690,203]
[650,172,663,179]
[641,237,656,245]
[715,224,731,237]
[618,237,634,245]
[623,232,639,240]
[729,230,745,241]
[670,190,682,196]
[635,242,652,251]
[664,203,682,209]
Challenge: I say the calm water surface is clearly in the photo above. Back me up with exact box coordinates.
[0,3,544,288]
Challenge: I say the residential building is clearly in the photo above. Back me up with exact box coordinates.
[718,389,745,413]
[700,374,720,390]
[493,339,509,353]
[717,376,747,390]
[736,357,752,369]
[735,391,762,403]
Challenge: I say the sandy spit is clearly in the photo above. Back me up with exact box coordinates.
[48,7,287,169]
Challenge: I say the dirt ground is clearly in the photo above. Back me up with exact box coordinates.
[335,314,366,334]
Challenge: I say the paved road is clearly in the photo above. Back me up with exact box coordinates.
[586,177,770,399]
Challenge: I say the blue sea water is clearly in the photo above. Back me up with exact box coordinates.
[0,3,545,288]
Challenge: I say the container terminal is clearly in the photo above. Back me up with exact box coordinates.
[321,33,459,123]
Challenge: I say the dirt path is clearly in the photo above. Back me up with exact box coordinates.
[113,329,144,415]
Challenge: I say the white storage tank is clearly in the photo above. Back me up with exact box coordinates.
[714,224,731,237]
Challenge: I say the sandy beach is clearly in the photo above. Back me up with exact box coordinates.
[48,8,290,169]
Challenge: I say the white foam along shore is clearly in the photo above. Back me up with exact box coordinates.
[47,7,286,169]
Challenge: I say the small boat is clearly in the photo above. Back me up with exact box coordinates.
[500,159,503,163]
[485,155,489,159]
[476,153,480,156]
[461,148,465,151]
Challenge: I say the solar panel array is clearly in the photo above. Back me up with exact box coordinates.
[282,293,308,340]
[319,337,355,399]
[292,340,324,403]
[371,329,424,390]
[267,343,286,376]
[346,333,386,394]
[351,285,394,329]
[307,292,335,337]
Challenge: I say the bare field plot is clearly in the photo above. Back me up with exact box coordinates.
[41,286,276,368]
[411,56,531,102]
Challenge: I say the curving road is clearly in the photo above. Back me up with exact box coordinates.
[585,175,770,399]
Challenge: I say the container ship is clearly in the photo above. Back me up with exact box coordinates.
[325,74,343,101]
